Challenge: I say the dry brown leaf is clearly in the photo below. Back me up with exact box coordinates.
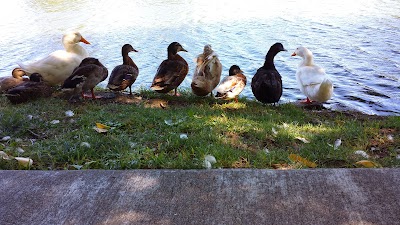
[232,157,250,168]
[289,154,317,168]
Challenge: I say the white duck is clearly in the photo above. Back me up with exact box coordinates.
[291,46,333,103]
[18,31,90,86]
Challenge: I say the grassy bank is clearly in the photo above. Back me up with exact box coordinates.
[0,88,399,170]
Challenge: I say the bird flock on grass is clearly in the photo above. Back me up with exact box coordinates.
[1,31,333,105]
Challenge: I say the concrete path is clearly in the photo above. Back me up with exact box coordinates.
[1,169,399,225]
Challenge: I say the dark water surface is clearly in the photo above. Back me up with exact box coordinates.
[0,0,399,115]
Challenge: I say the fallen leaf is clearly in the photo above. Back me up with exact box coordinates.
[295,137,310,143]
[232,157,250,168]
[93,127,108,133]
[289,154,317,168]
[96,123,111,129]
[272,163,290,170]
[355,160,379,168]
[15,157,33,167]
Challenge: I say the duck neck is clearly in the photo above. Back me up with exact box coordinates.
[65,43,88,57]
[301,53,314,67]
[123,54,137,69]
[168,51,177,59]
[263,51,277,69]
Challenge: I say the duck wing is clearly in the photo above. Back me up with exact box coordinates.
[62,64,99,89]
[251,68,282,103]
[18,51,83,85]
[297,66,326,86]
[216,75,243,94]
[151,59,188,92]
[6,82,53,104]
[107,65,139,90]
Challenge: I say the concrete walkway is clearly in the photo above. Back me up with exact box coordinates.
[1,169,399,225]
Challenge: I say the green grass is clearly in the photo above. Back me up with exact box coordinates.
[0,88,399,170]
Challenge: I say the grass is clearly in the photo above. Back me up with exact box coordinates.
[0,88,399,170]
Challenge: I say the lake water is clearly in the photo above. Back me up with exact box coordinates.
[0,0,399,115]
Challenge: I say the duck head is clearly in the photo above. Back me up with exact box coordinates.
[79,57,105,67]
[270,43,286,53]
[168,42,187,55]
[122,44,138,55]
[63,31,90,45]
[30,73,44,82]
[229,65,243,76]
[291,46,312,58]
[11,68,27,79]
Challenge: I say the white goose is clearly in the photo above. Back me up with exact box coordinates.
[291,46,333,103]
[18,31,90,86]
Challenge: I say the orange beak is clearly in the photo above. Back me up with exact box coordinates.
[80,36,90,44]
[291,52,296,56]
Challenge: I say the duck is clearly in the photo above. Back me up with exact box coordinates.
[6,73,53,104]
[0,68,28,93]
[291,46,333,103]
[215,65,247,102]
[107,44,139,95]
[191,44,222,96]
[61,57,108,100]
[251,43,286,104]
[18,31,90,86]
[150,42,188,96]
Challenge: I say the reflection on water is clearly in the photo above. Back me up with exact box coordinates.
[0,0,399,115]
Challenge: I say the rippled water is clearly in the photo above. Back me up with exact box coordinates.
[0,0,399,115]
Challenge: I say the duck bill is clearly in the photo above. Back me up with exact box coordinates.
[291,52,296,56]
[180,47,188,52]
[80,37,91,44]
[132,49,138,52]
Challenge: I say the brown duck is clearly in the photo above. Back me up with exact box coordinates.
[0,68,28,93]
[151,42,188,96]
[61,57,108,99]
[107,44,139,95]
[6,73,53,104]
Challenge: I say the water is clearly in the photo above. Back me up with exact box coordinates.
[0,0,399,115]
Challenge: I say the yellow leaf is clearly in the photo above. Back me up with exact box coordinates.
[93,127,108,133]
[96,123,111,129]
[289,154,317,168]
[355,160,379,168]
